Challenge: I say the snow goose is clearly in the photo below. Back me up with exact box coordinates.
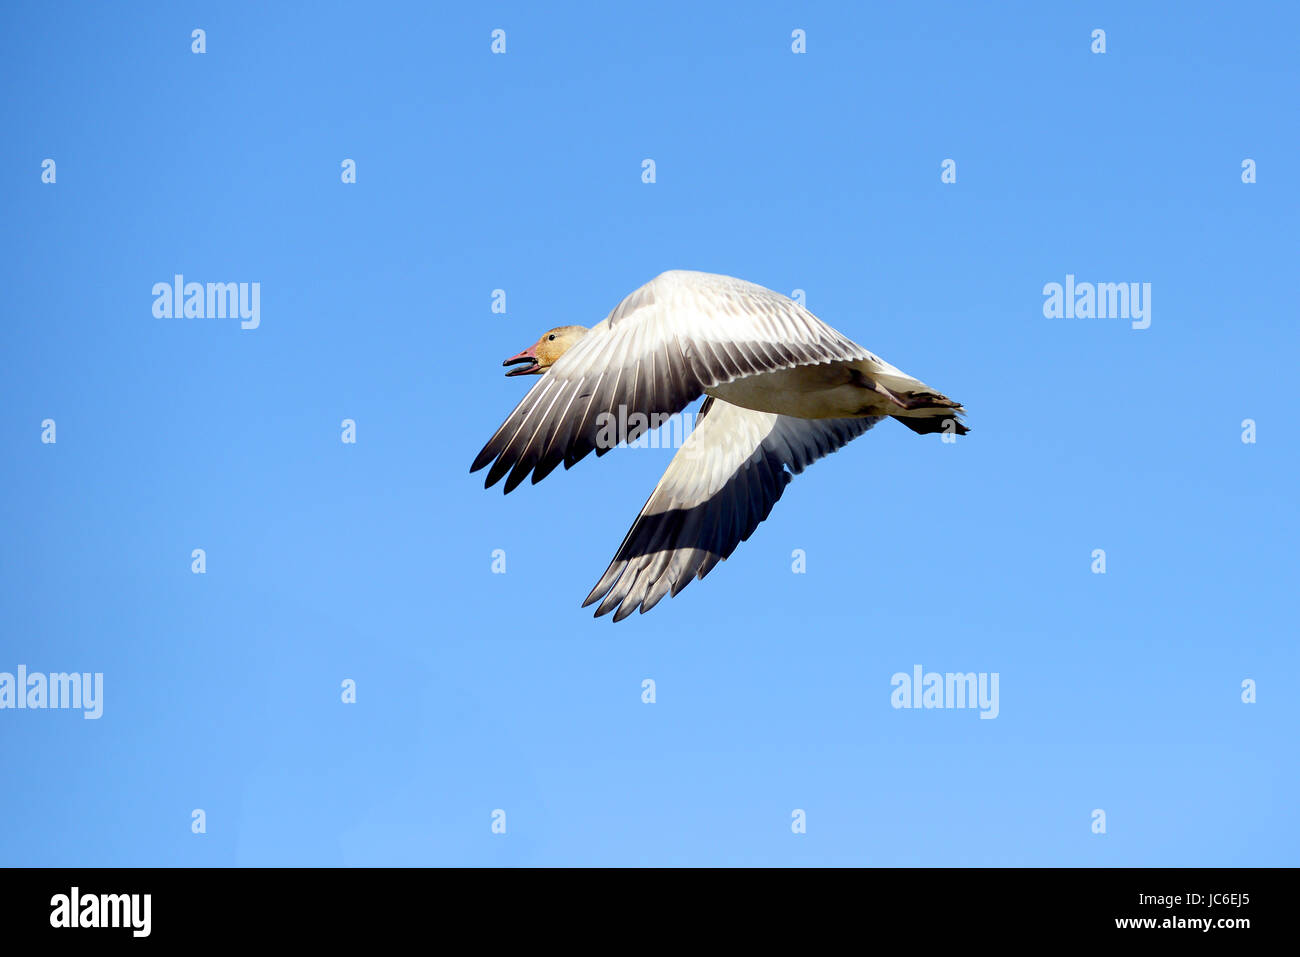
[472,270,967,621]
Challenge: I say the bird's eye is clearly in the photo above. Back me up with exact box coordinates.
[548,334,556,340]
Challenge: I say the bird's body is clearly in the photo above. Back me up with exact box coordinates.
[705,359,894,419]
[472,270,967,620]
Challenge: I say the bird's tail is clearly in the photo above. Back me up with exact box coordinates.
[869,372,969,436]
[849,364,969,436]
[893,412,968,436]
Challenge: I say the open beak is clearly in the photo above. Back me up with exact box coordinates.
[503,345,541,377]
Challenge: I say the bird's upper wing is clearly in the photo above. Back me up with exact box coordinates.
[470,270,876,492]
[583,397,883,621]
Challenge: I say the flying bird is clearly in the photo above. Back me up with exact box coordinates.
[472,270,967,621]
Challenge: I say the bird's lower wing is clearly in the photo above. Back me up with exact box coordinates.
[584,398,883,621]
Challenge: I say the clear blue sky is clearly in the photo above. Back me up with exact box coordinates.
[1,1,1296,866]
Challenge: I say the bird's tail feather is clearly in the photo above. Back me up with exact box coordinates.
[893,413,968,436]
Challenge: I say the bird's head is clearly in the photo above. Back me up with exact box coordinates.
[502,325,589,377]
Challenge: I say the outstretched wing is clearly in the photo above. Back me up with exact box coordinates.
[584,397,883,621]
[470,270,875,493]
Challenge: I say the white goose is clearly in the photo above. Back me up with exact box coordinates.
[472,270,967,621]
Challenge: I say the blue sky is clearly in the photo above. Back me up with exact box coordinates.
[1,1,1296,866]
